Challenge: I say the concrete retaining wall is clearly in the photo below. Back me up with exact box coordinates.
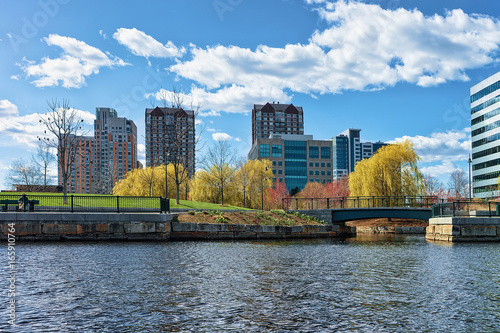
[427,217,500,242]
[0,212,355,241]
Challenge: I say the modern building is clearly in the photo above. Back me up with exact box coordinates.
[471,71,500,198]
[145,107,196,176]
[332,129,387,180]
[248,134,332,192]
[62,107,138,194]
[332,135,349,180]
[252,103,304,144]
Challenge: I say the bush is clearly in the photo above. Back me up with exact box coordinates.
[188,210,195,215]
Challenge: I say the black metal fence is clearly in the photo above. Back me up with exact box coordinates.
[0,194,169,213]
[431,201,499,217]
[282,196,440,210]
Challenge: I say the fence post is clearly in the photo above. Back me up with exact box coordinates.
[295,198,298,210]
[117,196,120,213]
[327,198,330,209]
[71,195,74,213]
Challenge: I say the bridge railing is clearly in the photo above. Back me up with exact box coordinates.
[431,201,500,217]
[0,194,169,213]
[282,196,439,210]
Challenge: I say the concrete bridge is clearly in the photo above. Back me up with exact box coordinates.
[298,207,432,225]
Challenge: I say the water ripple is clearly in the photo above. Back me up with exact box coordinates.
[0,237,499,332]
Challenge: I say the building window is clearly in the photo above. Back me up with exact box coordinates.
[321,146,331,159]
[260,144,270,157]
[272,145,282,157]
[309,146,319,158]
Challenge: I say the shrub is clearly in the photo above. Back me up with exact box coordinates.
[188,210,195,215]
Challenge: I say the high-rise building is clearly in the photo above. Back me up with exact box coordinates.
[332,129,387,180]
[332,135,348,180]
[471,71,500,198]
[94,107,138,193]
[252,103,304,144]
[145,107,195,176]
[248,134,332,192]
[62,107,137,194]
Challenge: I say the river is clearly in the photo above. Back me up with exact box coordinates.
[1,236,499,332]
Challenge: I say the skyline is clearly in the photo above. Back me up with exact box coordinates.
[2,0,500,189]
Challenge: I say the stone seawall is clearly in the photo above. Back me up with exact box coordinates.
[427,217,500,242]
[355,226,426,234]
[0,213,355,241]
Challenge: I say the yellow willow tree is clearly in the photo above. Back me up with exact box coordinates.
[349,140,425,197]
[233,159,273,209]
[189,167,239,205]
[113,165,177,197]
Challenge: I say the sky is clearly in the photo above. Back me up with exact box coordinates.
[1,0,500,189]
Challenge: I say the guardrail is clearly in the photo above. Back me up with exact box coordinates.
[282,196,439,210]
[0,194,170,213]
[431,201,500,218]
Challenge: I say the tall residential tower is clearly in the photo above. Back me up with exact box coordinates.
[252,103,304,144]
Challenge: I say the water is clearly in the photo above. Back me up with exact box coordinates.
[1,236,500,332]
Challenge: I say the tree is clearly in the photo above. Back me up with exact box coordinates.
[31,141,56,186]
[113,165,176,197]
[233,158,254,208]
[38,99,87,201]
[7,159,43,191]
[447,170,468,199]
[325,177,350,197]
[265,180,289,210]
[298,182,326,198]
[349,140,425,197]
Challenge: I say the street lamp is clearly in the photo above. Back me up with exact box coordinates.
[468,154,472,202]
[165,152,170,199]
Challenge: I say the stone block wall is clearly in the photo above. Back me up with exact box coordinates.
[426,217,500,242]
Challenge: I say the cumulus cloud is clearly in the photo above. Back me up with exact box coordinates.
[212,132,232,141]
[0,100,95,147]
[113,28,185,58]
[137,143,146,167]
[421,161,462,177]
[393,128,471,163]
[22,34,128,88]
[167,1,500,114]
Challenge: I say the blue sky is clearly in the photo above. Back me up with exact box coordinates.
[1,0,500,189]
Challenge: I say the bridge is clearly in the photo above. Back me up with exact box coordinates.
[282,196,437,224]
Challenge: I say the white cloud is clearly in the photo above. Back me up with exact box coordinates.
[421,161,462,177]
[22,34,128,88]
[10,75,19,80]
[212,132,232,141]
[99,30,107,39]
[0,100,95,147]
[113,28,185,58]
[167,2,500,114]
[393,128,471,163]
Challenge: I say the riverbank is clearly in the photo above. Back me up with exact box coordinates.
[0,212,355,241]
[345,218,428,234]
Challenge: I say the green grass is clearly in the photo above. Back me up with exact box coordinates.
[0,192,249,210]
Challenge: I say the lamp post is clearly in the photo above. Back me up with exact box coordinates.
[468,154,472,202]
[261,166,268,210]
[165,153,170,199]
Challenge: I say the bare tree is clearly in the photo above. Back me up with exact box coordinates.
[32,141,56,186]
[447,170,468,199]
[38,99,87,201]
[200,139,237,206]
[152,87,205,204]
[424,174,444,196]
[7,159,43,191]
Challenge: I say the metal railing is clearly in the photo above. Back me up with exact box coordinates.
[431,201,500,218]
[282,196,439,210]
[0,194,170,213]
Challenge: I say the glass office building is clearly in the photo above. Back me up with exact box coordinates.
[471,71,500,198]
[248,134,332,192]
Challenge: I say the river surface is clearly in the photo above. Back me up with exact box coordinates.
[1,236,500,332]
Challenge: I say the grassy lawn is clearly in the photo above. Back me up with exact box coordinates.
[0,192,248,210]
